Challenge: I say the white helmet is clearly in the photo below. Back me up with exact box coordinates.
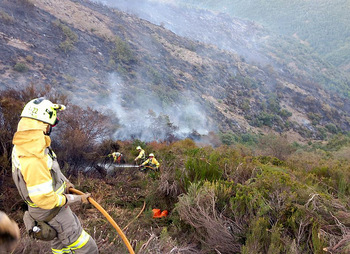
[136,146,141,150]
[21,98,66,126]
[149,153,154,157]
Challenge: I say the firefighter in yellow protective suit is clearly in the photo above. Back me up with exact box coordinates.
[134,146,145,164]
[11,98,98,254]
[0,211,20,253]
[140,153,160,171]
[108,152,124,164]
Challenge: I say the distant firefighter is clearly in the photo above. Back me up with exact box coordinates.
[108,151,125,164]
[134,146,146,164]
[140,153,160,171]
[0,211,20,253]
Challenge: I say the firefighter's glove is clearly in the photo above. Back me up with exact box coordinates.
[81,193,91,204]
[65,181,75,194]
[64,193,91,205]
[0,211,20,251]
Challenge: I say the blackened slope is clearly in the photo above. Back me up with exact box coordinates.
[0,0,349,142]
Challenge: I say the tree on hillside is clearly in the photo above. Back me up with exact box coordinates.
[54,105,118,175]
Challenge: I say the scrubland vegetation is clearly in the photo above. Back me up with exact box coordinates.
[1,87,350,253]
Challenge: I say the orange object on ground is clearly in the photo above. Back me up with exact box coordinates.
[152,209,161,218]
[152,209,168,218]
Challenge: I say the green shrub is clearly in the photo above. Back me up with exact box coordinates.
[0,10,14,24]
[110,36,136,68]
[267,224,284,254]
[53,20,78,53]
[325,123,338,134]
[258,134,296,160]
[279,108,292,118]
[307,112,322,125]
[182,151,223,189]
[311,133,350,152]
[220,131,237,145]
[13,62,28,72]
[251,111,276,127]
[257,155,285,166]
[230,183,268,217]
[59,40,75,54]
[242,217,270,254]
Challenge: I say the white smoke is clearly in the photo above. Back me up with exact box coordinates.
[91,0,270,64]
[107,73,213,141]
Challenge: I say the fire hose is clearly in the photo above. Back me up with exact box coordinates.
[69,188,135,254]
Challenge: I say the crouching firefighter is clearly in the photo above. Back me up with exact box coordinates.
[140,153,160,172]
[11,98,98,254]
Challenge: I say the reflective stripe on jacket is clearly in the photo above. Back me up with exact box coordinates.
[11,118,67,220]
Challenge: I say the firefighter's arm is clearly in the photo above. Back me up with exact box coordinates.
[140,159,149,167]
[135,153,141,160]
[22,158,66,209]
[136,150,145,161]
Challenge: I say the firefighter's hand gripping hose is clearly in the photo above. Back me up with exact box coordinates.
[69,188,135,254]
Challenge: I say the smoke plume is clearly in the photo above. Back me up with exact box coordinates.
[107,74,213,142]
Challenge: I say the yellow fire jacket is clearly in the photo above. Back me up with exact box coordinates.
[135,149,145,161]
[12,118,67,217]
[141,157,160,169]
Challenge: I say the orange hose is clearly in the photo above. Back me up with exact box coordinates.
[69,188,135,254]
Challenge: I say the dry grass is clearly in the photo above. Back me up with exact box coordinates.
[32,0,115,39]
[157,168,182,199]
[176,184,242,254]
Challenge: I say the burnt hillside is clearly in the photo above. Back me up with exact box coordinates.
[0,0,350,142]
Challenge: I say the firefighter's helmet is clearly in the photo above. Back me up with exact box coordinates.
[21,98,66,126]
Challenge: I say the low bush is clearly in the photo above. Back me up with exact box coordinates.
[176,182,242,253]
[53,20,78,53]
[0,10,14,24]
[13,62,28,72]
